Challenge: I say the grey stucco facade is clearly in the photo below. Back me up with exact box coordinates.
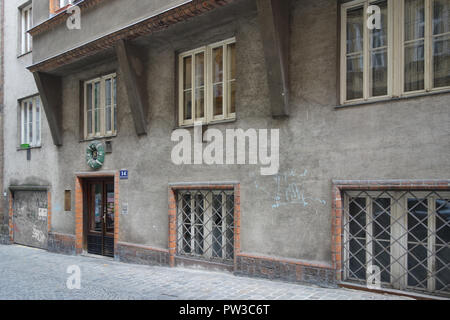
[2,0,450,294]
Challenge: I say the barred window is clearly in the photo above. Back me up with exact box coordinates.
[343,190,450,297]
[177,189,235,264]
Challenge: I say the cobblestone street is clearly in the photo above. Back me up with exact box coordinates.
[0,245,410,300]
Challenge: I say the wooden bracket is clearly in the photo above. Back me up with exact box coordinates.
[33,72,63,146]
[257,0,291,117]
[116,40,148,136]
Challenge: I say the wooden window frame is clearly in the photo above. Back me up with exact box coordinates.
[178,37,236,127]
[20,96,42,148]
[340,0,450,105]
[20,4,32,55]
[83,73,117,140]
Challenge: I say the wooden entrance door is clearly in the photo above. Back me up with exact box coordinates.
[86,179,115,257]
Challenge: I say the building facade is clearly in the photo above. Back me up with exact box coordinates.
[2,0,449,298]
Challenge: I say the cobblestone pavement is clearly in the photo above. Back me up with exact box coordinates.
[0,245,411,300]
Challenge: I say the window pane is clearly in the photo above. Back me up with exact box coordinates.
[23,103,28,144]
[184,90,192,121]
[433,0,450,35]
[436,199,450,245]
[407,198,428,289]
[370,49,388,96]
[347,7,364,54]
[213,84,223,116]
[347,54,364,99]
[183,56,192,121]
[405,40,425,91]
[183,56,192,90]
[212,194,223,258]
[195,53,205,119]
[113,78,117,132]
[28,102,33,144]
[94,82,100,134]
[370,1,388,49]
[405,0,425,41]
[369,1,388,97]
[433,34,450,88]
[228,43,236,114]
[228,43,236,80]
[213,47,223,83]
[36,98,40,146]
[372,198,391,283]
[196,88,204,119]
[348,198,366,280]
[87,83,93,135]
[105,79,112,132]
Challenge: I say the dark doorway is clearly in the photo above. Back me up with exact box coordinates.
[85,179,115,257]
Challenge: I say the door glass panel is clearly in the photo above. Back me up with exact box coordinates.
[105,183,115,234]
[91,183,102,232]
[407,198,428,288]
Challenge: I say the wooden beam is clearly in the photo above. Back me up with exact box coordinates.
[115,40,148,136]
[33,72,63,146]
[256,0,290,117]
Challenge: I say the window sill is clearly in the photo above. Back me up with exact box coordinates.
[17,145,42,151]
[17,51,32,59]
[79,135,117,143]
[175,118,237,130]
[337,89,450,109]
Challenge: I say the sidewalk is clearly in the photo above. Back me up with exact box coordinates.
[0,245,410,300]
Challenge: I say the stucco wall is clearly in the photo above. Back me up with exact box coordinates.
[3,0,450,265]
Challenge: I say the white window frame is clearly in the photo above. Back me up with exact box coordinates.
[178,37,236,127]
[20,96,42,148]
[20,4,32,55]
[340,0,450,105]
[83,73,117,140]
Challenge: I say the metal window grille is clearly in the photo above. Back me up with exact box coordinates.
[176,189,235,264]
[343,190,450,297]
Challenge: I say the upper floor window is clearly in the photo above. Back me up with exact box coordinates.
[340,0,450,105]
[20,4,32,55]
[50,0,75,15]
[20,96,41,148]
[83,73,117,139]
[178,38,236,126]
